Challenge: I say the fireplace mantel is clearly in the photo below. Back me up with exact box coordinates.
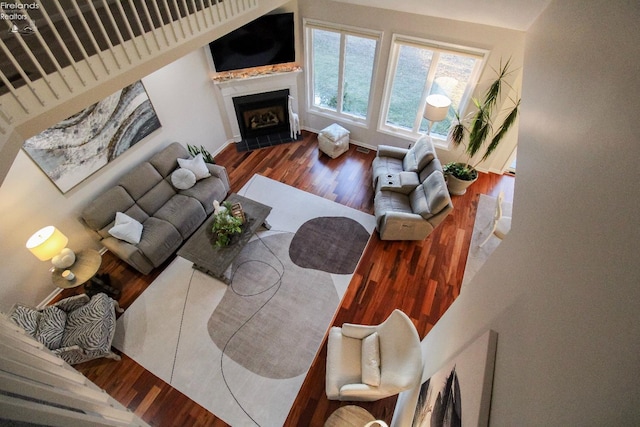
[214,67,302,142]
[212,63,301,84]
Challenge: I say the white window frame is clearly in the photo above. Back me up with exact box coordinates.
[378,34,488,149]
[304,19,382,127]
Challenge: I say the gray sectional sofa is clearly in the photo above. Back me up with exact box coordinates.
[372,135,453,240]
[81,142,230,274]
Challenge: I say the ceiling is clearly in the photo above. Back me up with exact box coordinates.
[332,0,553,31]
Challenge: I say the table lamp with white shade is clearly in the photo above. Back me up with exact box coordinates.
[26,226,76,269]
[423,94,452,135]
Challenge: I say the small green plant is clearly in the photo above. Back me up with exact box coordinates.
[211,202,242,247]
[187,144,215,164]
[446,58,521,181]
[443,162,478,181]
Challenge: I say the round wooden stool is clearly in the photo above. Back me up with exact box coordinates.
[324,405,375,427]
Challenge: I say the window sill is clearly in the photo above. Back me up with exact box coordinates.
[308,108,371,130]
[377,126,452,150]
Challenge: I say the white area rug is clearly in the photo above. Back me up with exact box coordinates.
[113,175,375,426]
[462,194,513,288]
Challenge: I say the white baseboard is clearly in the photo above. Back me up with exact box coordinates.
[217,129,378,154]
[301,126,378,151]
[214,140,235,157]
[37,288,63,310]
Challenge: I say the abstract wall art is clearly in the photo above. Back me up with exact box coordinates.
[412,330,498,427]
[23,80,161,193]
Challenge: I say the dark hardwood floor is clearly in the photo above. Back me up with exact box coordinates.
[70,130,514,426]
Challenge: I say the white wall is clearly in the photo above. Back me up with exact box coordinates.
[0,48,227,312]
[297,1,526,173]
[393,0,640,425]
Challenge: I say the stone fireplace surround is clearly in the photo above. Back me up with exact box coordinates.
[214,68,301,148]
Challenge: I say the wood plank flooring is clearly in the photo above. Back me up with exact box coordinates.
[70,131,514,426]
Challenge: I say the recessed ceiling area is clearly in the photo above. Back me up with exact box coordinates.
[331,0,552,31]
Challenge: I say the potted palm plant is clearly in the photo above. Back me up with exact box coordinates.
[444,58,521,195]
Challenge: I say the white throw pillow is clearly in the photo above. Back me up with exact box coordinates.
[171,168,196,190]
[361,332,381,387]
[177,153,210,180]
[109,212,143,245]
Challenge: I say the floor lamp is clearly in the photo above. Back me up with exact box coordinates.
[424,94,451,135]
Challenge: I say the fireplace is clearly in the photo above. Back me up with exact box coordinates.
[232,89,294,151]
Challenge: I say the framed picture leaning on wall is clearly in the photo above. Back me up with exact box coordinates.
[412,330,498,427]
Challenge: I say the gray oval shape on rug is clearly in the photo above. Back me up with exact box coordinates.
[289,216,370,274]
[208,232,339,379]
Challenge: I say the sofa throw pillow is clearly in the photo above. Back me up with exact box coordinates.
[9,305,39,335]
[177,153,210,180]
[361,332,381,387]
[171,168,197,190]
[34,306,67,350]
[109,212,143,245]
[62,294,113,353]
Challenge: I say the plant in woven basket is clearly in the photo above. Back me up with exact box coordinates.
[211,202,242,247]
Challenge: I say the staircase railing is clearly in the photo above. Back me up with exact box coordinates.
[0,0,258,153]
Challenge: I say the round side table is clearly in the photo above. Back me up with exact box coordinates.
[51,249,102,289]
[325,405,375,427]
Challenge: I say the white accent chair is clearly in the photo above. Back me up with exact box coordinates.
[326,309,423,401]
[288,95,300,140]
[479,190,512,247]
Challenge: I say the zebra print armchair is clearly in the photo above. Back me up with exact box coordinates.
[9,293,122,365]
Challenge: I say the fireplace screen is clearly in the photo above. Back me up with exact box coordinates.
[243,106,285,131]
[233,89,290,140]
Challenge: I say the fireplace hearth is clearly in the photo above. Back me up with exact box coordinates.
[232,89,300,152]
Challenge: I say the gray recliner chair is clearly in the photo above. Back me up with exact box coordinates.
[372,135,453,240]
[374,171,452,240]
[371,135,435,188]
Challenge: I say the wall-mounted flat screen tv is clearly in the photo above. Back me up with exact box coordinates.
[209,12,295,72]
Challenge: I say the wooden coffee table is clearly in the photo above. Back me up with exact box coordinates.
[177,193,271,284]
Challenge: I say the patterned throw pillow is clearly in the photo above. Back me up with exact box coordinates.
[9,305,39,335]
[62,293,113,352]
[34,306,67,350]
